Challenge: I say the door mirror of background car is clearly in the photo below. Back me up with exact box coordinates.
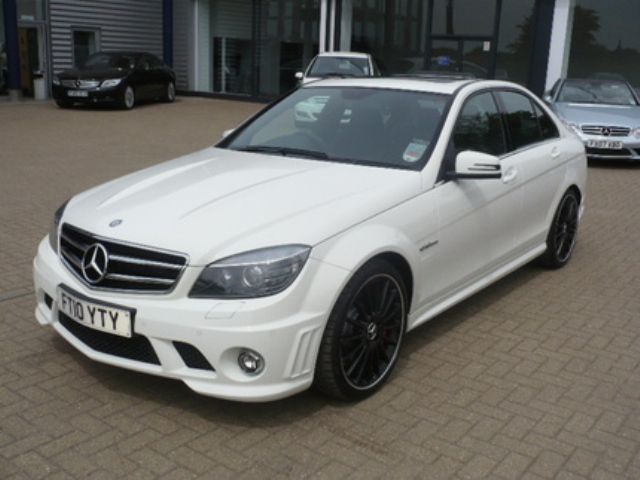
[447,150,502,180]
[222,128,235,139]
[543,93,553,104]
[295,71,304,80]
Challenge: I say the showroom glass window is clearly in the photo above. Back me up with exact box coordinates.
[453,92,506,156]
[567,0,640,88]
[73,30,99,67]
[495,0,537,85]
[0,0,5,94]
[350,0,426,74]
[17,0,45,21]
[257,0,319,97]
[431,0,496,36]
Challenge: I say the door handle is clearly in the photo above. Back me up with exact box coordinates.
[502,167,518,184]
[551,147,561,159]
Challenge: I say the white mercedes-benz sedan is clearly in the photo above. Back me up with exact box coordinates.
[33,77,587,402]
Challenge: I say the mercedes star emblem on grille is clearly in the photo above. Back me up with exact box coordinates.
[602,127,611,136]
[81,243,109,284]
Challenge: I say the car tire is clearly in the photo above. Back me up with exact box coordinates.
[314,258,407,401]
[120,85,135,110]
[538,189,580,269]
[163,81,176,102]
[56,100,72,109]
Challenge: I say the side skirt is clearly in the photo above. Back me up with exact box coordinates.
[407,243,547,332]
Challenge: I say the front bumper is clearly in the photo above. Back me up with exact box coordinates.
[575,134,640,161]
[52,83,125,104]
[33,237,348,401]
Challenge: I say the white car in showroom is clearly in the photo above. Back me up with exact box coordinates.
[34,77,587,402]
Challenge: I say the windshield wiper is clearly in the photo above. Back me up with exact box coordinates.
[235,145,328,160]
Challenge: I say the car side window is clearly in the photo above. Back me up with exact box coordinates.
[534,103,559,140]
[497,91,542,151]
[452,92,506,156]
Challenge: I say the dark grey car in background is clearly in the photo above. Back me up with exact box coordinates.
[52,52,176,110]
[545,78,640,161]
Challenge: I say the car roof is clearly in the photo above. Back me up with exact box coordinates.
[316,51,370,59]
[302,76,479,95]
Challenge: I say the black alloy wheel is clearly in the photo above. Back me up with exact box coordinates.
[314,259,407,400]
[539,190,580,269]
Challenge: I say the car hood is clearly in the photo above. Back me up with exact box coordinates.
[553,102,640,126]
[63,147,421,265]
[57,67,131,79]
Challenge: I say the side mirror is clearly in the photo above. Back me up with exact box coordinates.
[543,92,553,104]
[295,71,304,80]
[447,151,502,180]
[222,128,235,139]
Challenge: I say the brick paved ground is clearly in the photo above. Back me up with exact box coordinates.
[1,98,640,479]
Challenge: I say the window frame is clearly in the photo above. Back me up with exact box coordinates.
[71,28,101,68]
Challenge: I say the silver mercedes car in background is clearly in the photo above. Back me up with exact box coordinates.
[545,78,640,161]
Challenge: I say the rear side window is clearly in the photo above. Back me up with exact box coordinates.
[453,92,506,156]
[497,91,541,151]
[534,103,559,140]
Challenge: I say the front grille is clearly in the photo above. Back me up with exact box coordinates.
[61,79,100,89]
[586,147,633,157]
[60,223,188,293]
[59,312,160,364]
[173,342,215,371]
[581,125,631,137]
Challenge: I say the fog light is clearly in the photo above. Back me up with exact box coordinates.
[238,350,264,375]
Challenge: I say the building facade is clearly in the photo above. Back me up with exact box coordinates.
[1,0,639,100]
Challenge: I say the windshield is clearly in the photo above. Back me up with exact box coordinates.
[308,57,371,77]
[81,53,136,70]
[222,87,449,170]
[558,79,638,106]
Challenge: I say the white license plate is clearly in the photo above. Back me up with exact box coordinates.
[67,90,88,98]
[587,139,623,149]
[57,286,133,338]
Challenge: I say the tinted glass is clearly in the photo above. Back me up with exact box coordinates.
[351,0,426,75]
[557,79,638,106]
[73,31,97,67]
[495,0,537,84]
[453,93,506,156]
[534,104,559,140]
[498,91,541,150]
[432,0,496,36]
[567,1,640,89]
[224,87,449,170]
[308,57,370,77]
[148,55,164,68]
[82,53,135,70]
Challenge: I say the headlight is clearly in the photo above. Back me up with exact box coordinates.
[634,127,640,139]
[562,120,581,136]
[49,200,69,254]
[52,75,60,86]
[189,245,311,299]
[101,78,123,88]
